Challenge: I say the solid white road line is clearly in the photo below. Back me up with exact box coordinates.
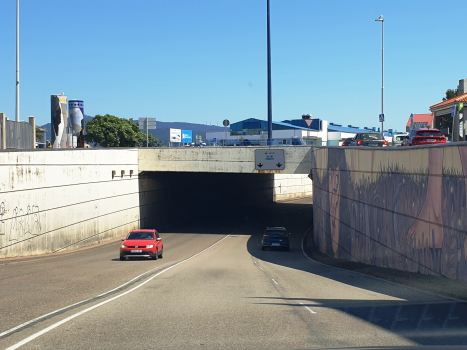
[5,232,235,350]
[0,261,170,339]
[299,302,317,314]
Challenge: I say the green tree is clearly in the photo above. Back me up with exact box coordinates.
[443,88,459,101]
[35,126,43,142]
[439,116,452,132]
[136,133,164,147]
[85,114,162,147]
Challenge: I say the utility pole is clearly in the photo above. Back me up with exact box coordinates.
[375,15,384,134]
[267,0,272,145]
[16,0,20,121]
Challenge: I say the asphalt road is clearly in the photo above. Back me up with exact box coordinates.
[1,197,466,350]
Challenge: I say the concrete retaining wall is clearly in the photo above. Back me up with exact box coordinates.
[0,149,140,258]
[138,146,312,174]
[309,144,467,282]
[273,174,312,202]
[0,148,313,259]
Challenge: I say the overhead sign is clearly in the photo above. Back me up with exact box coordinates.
[138,117,156,130]
[304,119,314,128]
[379,114,385,122]
[255,149,285,170]
[182,130,193,143]
[452,106,456,117]
[170,128,181,142]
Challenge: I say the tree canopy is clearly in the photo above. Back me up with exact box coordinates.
[84,114,163,147]
[35,126,44,142]
[443,88,460,101]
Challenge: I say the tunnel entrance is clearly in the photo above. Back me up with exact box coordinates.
[139,172,279,231]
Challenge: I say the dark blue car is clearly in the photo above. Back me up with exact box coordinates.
[261,227,290,251]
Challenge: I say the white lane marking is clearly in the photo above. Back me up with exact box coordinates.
[0,261,170,339]
[272,279,278,285]
[5,232,235,350]
[259,267,263,271]
[299,301,317,314]
[300,232,463,303]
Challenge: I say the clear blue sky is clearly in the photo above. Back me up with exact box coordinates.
[0,0,465,131]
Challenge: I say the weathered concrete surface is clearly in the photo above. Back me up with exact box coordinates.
[0,149,141,258]
[309,144,467,282]
[0,148,313,259]
[138,146,312,174]
[273,174,312,202]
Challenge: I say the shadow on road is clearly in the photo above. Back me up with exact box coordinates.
[241,198,467,346]
[249,296,467,346]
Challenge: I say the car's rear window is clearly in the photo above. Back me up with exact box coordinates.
[416,130,442,137]
[265,230,286,236]
[360,133,383,140]
[127,232,154,240]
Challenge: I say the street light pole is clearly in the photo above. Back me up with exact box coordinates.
[267,0,272,145]
[375,15,384,134]
[16,0,20,122]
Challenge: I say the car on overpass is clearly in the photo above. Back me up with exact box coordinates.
[261,227,290,251]
[350,132,388,147]
[392,132,408,146]
[341,137,354,146]
[120,229,163,260]
[401,128,446,146]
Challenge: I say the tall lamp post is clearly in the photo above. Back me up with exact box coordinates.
[267,0,272,145]
[16,0,20,122]
[375,15,384,134]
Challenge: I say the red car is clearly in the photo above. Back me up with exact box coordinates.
[402,128,446,146]
[120,229,163,261]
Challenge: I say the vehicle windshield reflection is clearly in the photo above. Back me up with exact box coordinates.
[127,232,154,240]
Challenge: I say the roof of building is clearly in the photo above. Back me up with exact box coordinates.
[327,123,372,134]
[230,118,312,131]
[430,92,467,109]
[406,114,434,128]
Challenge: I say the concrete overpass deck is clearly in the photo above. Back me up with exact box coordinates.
[138,146,312,174]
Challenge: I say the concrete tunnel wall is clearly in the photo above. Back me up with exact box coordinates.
[0,148,312,259]
[309,144,467,282]
[0,149,141,259]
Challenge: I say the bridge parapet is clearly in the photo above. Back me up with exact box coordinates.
[138,146,312,174]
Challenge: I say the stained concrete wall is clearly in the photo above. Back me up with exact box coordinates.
[309,144,467,282]
[0,148,313,259]
[0,149,140,258]
[273,174,312,202]
[138,146,312,174]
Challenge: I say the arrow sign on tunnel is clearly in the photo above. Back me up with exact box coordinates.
[255,149,285,170]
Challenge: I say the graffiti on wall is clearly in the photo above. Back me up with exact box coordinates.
[0,201,42,247]
[311,145,467,282]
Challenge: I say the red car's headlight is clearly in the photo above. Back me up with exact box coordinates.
[146,245,154,248]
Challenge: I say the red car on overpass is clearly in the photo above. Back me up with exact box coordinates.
[120,229,163,260]
[402,128,446,146]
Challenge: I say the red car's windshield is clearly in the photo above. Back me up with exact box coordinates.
[416,130,443,137]
[126,232,154,240]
